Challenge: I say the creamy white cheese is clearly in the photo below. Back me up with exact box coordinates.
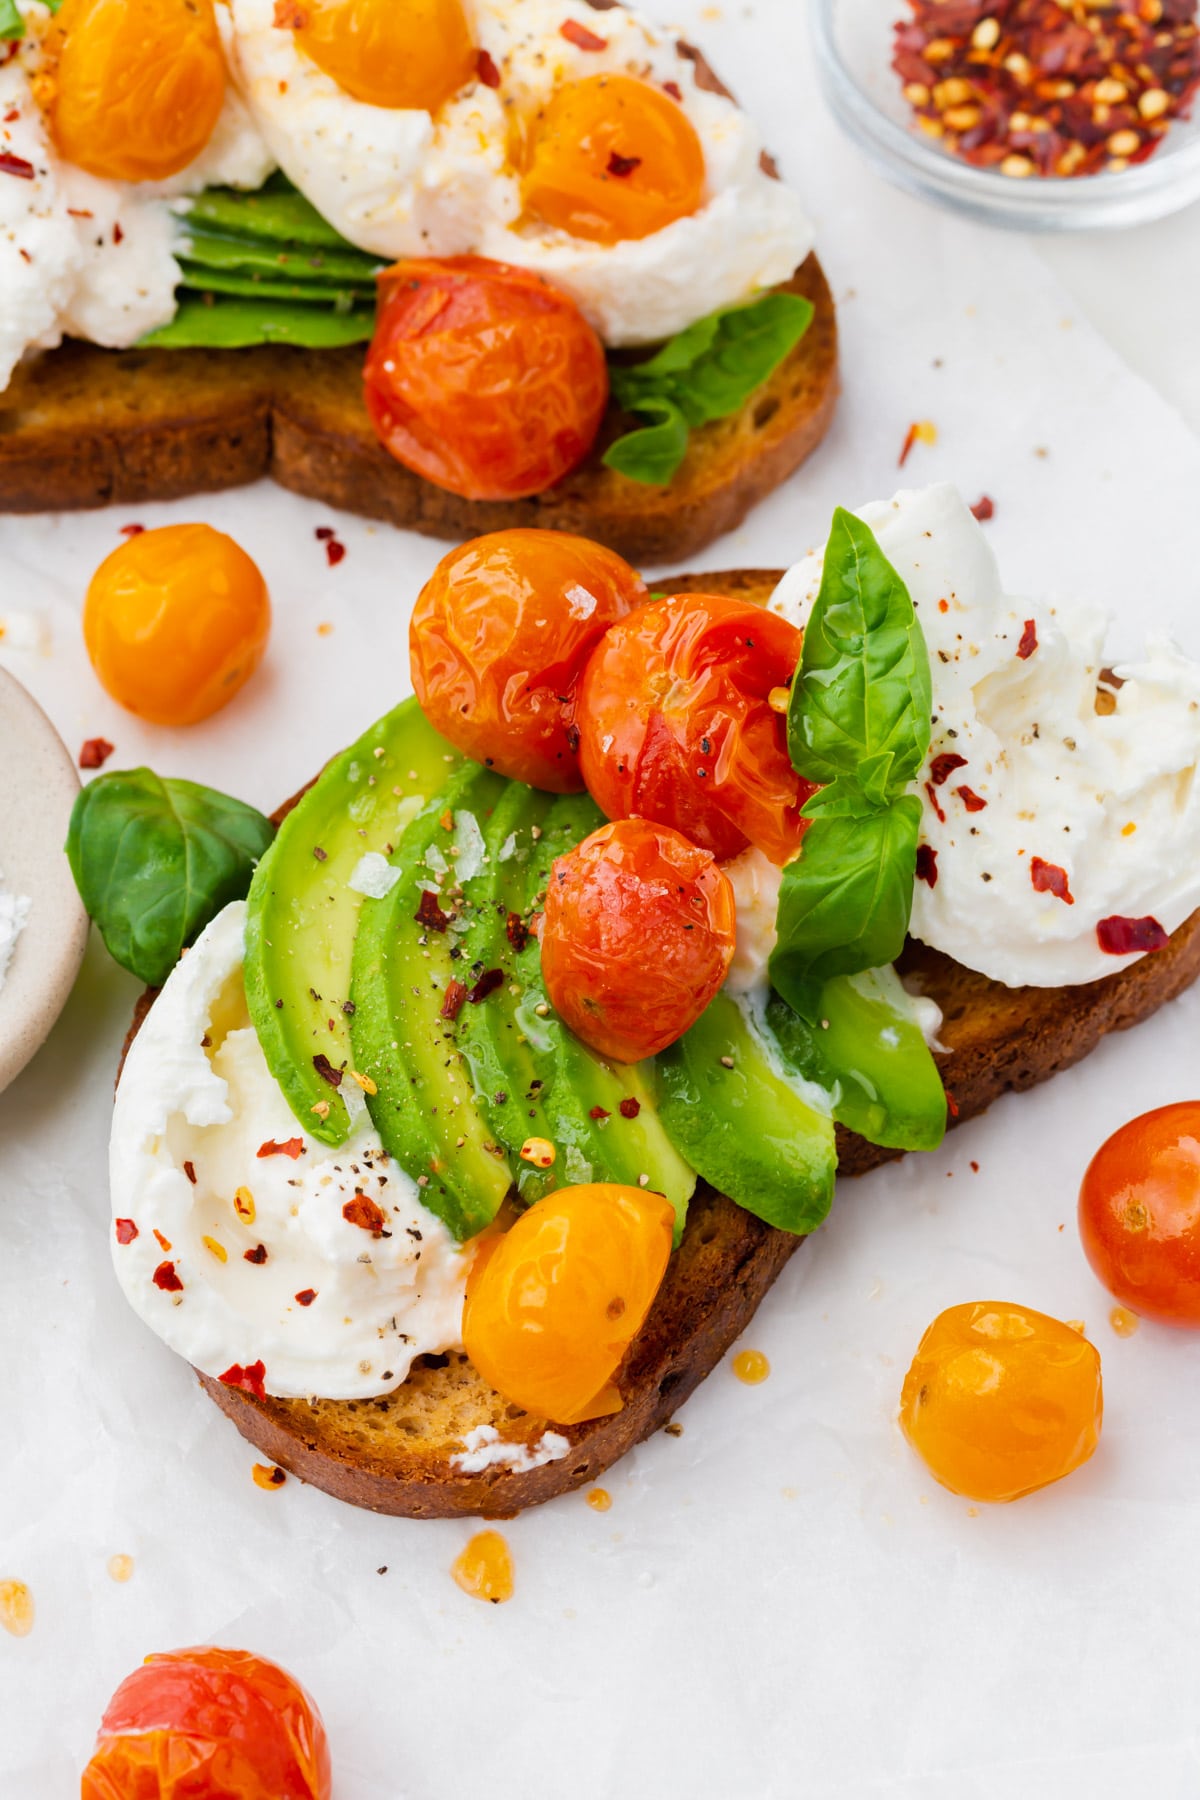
[0,867,31,992]
[226,0,813,346]
[110,901,471,1401]
[722,845,783,996]
[770,484,1200,989]
[450,1424,571,1474]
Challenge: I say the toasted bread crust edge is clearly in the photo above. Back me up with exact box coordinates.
[119,567,1200,1518]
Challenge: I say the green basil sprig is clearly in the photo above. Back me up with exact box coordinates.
[769,508,932,1011]
[66,770,274,987]
[0,0,61,40]
[603,291,814,486]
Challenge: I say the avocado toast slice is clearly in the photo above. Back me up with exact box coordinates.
[119,569,1200,1519]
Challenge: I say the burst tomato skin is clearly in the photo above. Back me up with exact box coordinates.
[463,1183,674,1425]
[364,257,609,501]
[80,1646,332,1800]
[577,593,811,864]
[1079,1102,1200,1327]
[541,818,735,1062]
[410,530,647,790]
[84,524,270,726]
[899,1302,1103,1504]
[41,0,226,183]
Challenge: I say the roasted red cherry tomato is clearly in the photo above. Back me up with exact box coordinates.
[1079,1102,1200,1326]
[364,257,609,501]
[289,0,475,111]
[410,530,647,790]
[41,0,226,183]
[577,593,812,863]
[463,1183,674,1424]
[522,74,707,244]
[81,1645,331,1800]
[541,818,735,1062]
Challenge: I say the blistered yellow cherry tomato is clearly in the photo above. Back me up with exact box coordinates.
[899,1301,1103,1503]
[84,524,270,726]
[463,1184,674,1425]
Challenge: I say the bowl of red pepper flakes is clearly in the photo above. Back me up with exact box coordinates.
[813,0,1200,226]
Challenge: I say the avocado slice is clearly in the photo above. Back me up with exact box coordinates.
[766,966,947,1152]
[349,764,515,1241]
[659,989,837,1235]
[141,297,376,349]
[243,697,466,1146]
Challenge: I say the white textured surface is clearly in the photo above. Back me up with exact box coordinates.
[1,2,1200,1795]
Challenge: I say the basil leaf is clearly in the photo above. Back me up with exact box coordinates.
[0,0,24,39]
[601,396,690,486]
[66,769,274,987]
[604,290,814,486]
[787,507,932,797]
[769,792,922,1000]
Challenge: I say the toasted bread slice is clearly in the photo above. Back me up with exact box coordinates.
[116,569,1200,1518]
[0,257,836,565]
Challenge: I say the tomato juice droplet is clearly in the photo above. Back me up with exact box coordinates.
[586,1488,612,1512]
[107,1554,135,1583]
[1109,1306,1140,1338]
[452,1530,514,1603]
[732,1348,771,1385]
[0,1580,34,1637]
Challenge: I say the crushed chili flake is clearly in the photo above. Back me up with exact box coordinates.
[916,843,939,886]
[244,1243,269,1264]
[1017,618,1038,659]
[258,1137,305,1159]
[415,889,451,933]
[295,1288,317,1306]
[79,737,114,770]
[898,419,937,467]
[893,0,1200,180]
[589,1105,611,1121]
[152,1229,172,1252]
[925,782,947,825]
[607,150,643,176]
[956,784,988,811]
[220,1359,267,1398]
[970,495,996,521]
[312,1052,343,1088]
[112,221,124,245]
[441,978,468,1022]
[114,1218,139,1245]
[1097,913,1169,954]
[343,1193,387,1233]
[152,1261,183,1293]
[0,151,35,180]
[664,79,683,99]
[619,1096,641,1119]
[505,911,530,952]
[1031,855,1075,904]
[467,968,504,1004]
[477,47,501,87]
[118,522,145,537]
[325,539,346,567]
[253,1463,287,1489]
[946,1090,960,1118]
[561,16,607,49]
[314,525,335,539]
[929,751,968,786]
[183,1160,197,1184]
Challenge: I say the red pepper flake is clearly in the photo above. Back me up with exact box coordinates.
[955,784,988,812]
[66,206,93,217]
[589,1105,611,1121]
[314,525,335,539]
[929,751,968,787]
[0,152,35,180]
[970,496,995,522]
[343,1193,386,1233]
[1097,914,1169,955]
[415,889,450,933]
[118,522,145,537]
[467,968,504,1005]
[441,978,468,1022]
[946,1090,960,1118]
[505,911,530,952]
[916,844,939,887]
[325,539,346,567]
[244,1243,268,1264]
[219,1359,267,1398]
[607,150,643,176]
[295,1288,317,1306]
[663,79,683,100]
[924,782,947,825]
[1017,619,1038,660]
[152,1261,183,1293]
[112,221,124,245]
[898,423,919,468]
[970,1160,980,1173]
[79,737,114,770]
[1030,856,1074,905]
[183,1160,197,1184]
[3,109,19,123]
[619,1096,641,1119]
[114,1219,139,1245]
[257,1137,305,1160]
[476,47,501,87]
[561,17,607,50]
[153,1229,172,1252]
[312,1053,343,1088]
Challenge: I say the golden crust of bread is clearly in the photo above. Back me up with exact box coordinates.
[0,258,837,564]
[119,569,1200,1518]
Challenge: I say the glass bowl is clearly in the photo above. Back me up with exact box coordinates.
[811,0,1200,229]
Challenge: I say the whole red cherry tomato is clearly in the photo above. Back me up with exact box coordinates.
[1079,1101,1200,1326]
[410,529,647,790]
[364,256,609,500]
[81,1645,331,1800]
[541,817,736,1062]
[577,593,812,863]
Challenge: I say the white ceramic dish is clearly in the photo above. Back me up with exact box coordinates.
[0,665,89,1095]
